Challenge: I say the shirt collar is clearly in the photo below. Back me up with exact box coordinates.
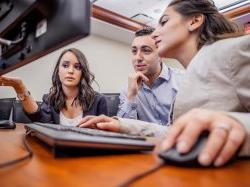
[158,63,171,82]
[142,63,171,90]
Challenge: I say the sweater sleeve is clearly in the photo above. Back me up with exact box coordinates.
[117,117,169,137]
[227,112,250,157]
[25,94,54,123]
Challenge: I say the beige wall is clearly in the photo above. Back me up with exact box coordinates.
[0,33,182,101]
[0,34,134,100]
[164,58,184,69]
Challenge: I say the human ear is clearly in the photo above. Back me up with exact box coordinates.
[188,14,205,32]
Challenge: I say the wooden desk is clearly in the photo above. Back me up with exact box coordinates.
[0,124,250,187]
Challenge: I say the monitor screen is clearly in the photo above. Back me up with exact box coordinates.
[0,0,91,75]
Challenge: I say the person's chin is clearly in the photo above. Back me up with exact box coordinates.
[63,82,78,87]
[136,69,147,74]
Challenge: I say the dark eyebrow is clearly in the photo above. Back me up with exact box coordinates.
[141,45,152,50]
[61,60,80,64]
[159,14,168,24]
[61,60,70,63]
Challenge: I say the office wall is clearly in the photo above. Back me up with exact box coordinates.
[0,34,134,100]
[0,34,182,101]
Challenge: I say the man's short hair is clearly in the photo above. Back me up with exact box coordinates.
[135,27,155,37]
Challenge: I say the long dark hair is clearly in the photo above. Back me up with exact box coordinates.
[47,48,96,112]
[168,0,243,49]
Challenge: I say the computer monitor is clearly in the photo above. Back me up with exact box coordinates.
[0,0,91,75]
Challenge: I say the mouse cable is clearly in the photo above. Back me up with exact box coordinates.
[0,130,33,169]
[118,160,165,187]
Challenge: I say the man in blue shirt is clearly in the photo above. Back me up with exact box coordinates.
[117,27,183,125]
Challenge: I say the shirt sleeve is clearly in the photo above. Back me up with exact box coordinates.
[227,35,250,157]
[117,86,138,119]
[229,35,250,111]
[116,117,169,137]
[227,112,250,157]
[25,94,53,123]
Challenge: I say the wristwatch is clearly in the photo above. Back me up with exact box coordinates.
[17,90,31,101]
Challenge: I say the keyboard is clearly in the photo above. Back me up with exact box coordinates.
[33,122,145,141]
[24,122,154,154]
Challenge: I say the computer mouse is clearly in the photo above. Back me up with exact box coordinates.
[158,131,209,167]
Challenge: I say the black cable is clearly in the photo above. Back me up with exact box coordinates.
[0,130,33,169]
[0,34,24,46]
[0,22,26,46]
[118,161,165,187]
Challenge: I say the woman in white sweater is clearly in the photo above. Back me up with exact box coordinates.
[78,0,250,167]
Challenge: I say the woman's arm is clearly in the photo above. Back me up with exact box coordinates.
[77,114,168,137]
[26,94,54,123]
[227,112,250,157]
[0,76,38,113]
[161,109,247,167]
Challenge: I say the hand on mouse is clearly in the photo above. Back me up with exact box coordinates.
[161,108,246,167]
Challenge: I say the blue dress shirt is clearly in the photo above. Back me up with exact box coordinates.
[117,64,184,125]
